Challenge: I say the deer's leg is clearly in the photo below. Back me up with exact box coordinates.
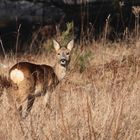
[20,98,29,119]
[44,88,53,108]
[16,79,35,118]
[21,95,35,119]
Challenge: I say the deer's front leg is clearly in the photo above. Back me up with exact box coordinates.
[44,90,51,106]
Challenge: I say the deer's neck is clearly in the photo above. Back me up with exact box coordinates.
[54,63,67,81]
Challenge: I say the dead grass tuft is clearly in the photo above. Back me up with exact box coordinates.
[0,75,11,96]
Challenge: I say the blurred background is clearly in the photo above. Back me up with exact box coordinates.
[0,0,139,53]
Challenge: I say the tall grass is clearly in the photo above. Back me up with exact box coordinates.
[0,13,140,139]
[0,35,140,139]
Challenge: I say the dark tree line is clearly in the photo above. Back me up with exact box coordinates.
[0,0,139,52]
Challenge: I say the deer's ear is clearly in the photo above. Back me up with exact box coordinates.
[67,40,74,51]
[53,39,60,51]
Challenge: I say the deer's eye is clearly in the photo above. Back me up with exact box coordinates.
[57,53,60,55]
[66,52,69,55]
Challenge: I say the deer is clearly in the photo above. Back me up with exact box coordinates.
[9,39,74,118]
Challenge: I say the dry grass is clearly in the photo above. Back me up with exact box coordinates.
[0,38,140,140]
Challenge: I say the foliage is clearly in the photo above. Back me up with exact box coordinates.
[78,49,92,73]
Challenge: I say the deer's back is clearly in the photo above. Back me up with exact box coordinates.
[9,62,59,94]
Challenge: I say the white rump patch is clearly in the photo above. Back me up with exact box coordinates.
[10,69,24,84]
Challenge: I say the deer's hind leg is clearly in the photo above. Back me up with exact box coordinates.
[16,78,35,118]
[20,95,35,119]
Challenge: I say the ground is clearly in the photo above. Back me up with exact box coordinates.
[0,38,140,140]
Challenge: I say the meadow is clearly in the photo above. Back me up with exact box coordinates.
[0,32,140,140]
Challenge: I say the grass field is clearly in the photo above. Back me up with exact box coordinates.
[0,37,140,140]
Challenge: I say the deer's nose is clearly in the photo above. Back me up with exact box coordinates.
[61,59,66,63]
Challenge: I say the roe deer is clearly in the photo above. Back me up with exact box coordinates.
[9,39,74,118]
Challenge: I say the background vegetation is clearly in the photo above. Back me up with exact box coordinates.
[0,7,140,140]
